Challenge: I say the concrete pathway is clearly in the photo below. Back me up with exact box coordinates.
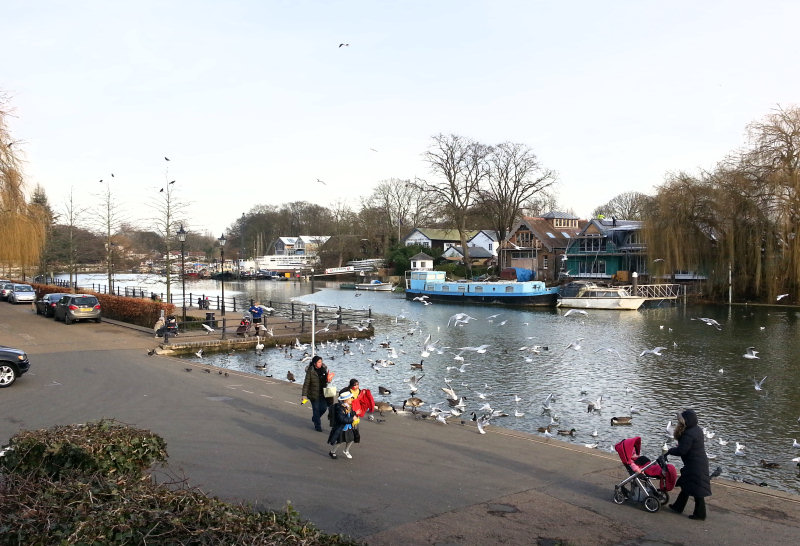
[1,302,799,545]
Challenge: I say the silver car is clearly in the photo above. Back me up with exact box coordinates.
[0,282,13,301]
[7,284,36,304]
[54,294,102,324]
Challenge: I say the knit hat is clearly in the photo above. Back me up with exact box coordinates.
[338,391,352,401]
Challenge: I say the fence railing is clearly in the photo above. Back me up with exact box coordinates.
[620,283,685,299]
[47,279,373,334]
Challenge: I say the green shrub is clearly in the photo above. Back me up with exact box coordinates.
[0,419,167,479]
[0,420,361,545]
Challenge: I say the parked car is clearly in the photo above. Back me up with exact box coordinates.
[54,294,102,324]
[35,292,69,317]
[0,345,30,387]
[0,282,14,301]
[7,283,36,304]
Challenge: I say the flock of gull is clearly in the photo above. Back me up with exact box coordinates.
[192,298,800,489]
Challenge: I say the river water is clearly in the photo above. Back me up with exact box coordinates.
[61,273,800,495]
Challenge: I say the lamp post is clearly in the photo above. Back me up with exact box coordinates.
[219,234,227,317]
[310,268,314,294]
[177,224,187,331]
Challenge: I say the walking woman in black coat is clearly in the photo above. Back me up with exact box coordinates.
[666,409,711,520]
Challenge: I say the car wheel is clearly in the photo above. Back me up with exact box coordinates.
[0,363,17,388]
[65,314,72,325]
[94,318,102,323]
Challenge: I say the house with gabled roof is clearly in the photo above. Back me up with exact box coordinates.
[502,212,585,282]
[404,228,479,251]
[273,236,330,256]
[562,218,646,281]
[468,230,499,258]
[442,245,495,265]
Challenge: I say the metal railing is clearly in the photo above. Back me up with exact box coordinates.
[621,283,685,299]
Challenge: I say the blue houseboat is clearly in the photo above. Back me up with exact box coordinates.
[404,253,558,307]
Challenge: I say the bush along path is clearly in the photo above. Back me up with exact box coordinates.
[0,419,361,545]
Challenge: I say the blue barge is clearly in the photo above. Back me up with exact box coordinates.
[404,269,558,307]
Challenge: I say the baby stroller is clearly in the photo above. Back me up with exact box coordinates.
[156,315,179,337]
[613,437,677,513]
[236,315,252,336]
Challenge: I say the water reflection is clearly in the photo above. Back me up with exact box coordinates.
[66,275,800,494]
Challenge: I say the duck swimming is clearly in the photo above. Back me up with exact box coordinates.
[610,416,633,426]
[760,459,780,469]
[557,428,577,436]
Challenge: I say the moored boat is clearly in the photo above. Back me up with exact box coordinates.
[557,281,645,310]
[404,269,558,306]
[355,279,395,291]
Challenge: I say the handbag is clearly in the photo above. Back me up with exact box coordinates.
[323,385,338,398]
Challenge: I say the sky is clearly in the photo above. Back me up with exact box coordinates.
[3,0,799,237]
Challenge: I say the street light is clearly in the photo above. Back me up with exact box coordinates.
[177,224,187,331]
[218,234,227,317]
[311,268,314,294]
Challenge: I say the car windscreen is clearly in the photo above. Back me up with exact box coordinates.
[14,285,34,292]
[73,297,98,306]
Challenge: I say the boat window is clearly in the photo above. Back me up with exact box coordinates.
[457,285,466,292]
[474,286,483,292]
[505,286,514,293]
[441,285,449,292]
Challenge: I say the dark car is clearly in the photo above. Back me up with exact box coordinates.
[0,345,30,387]
[35,292,69,317]
[54,294,102,324]
[0,282,13,301]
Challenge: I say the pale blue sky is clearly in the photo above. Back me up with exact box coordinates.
[3,0,798,236]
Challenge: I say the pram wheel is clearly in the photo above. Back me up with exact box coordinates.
[643,496,660,513]
[658,491,669,505]
[612,486,627,505]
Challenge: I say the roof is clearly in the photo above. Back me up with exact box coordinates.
[469,230,499,242]
[442,246,494,259]
[541,211,580,220]
[297,236,330,245]
[410,252,434,261]
[512,216,583,252]
[408,228,479,242]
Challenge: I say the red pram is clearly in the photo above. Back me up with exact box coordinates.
[236,316,252,336]
[612,437,677,513]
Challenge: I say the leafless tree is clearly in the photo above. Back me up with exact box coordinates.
[480,142,556,268]
[592,191,651,220]
[417,134,490,277]
[366,179,436,241]
[148,162,189,304]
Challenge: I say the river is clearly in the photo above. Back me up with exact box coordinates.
[59,273,800,495]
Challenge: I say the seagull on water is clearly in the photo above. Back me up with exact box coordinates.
[792,439,800,448]
[563,309,588,317]
[734,442,746,456]
[566,338,584,351]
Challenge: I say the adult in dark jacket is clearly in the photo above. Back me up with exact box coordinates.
[301,355,330,432]
[666,408,711,520]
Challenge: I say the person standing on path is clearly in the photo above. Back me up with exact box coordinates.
[249,301,264,330]
[327,391,359,459]
[666,409,711,520]
[301,355,330,432]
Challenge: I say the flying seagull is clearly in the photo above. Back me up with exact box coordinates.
[339,43,349,47]
[640,346,667,357]
[777,293,789,301]
[169,180,175,184]
[743,347,759,359]
[316,178,326,185]
[753,376,767,391]
[165,156,170,161]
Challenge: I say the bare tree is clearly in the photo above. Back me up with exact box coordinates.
[417,134,489,277]
[149,161,189,303]
[60,188,87,289]
[592,191,650,220]
[481,142,556,268]
[366,179,436,241]
[95,177,127,294]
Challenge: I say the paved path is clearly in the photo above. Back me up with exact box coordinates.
[1,302,799,545]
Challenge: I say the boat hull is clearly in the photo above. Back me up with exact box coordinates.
[406,289,558,307]
[557,296,645,310]
[355,282,394,291]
